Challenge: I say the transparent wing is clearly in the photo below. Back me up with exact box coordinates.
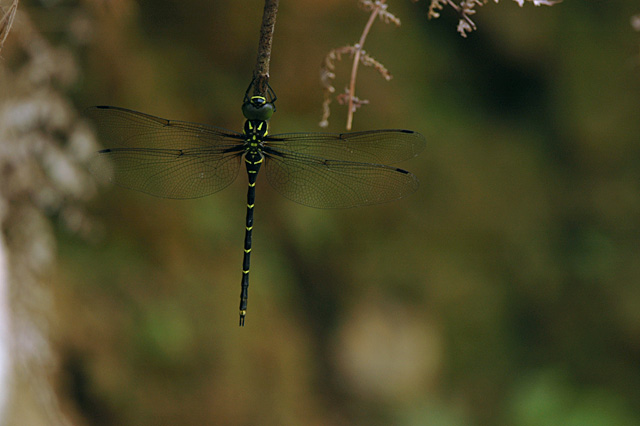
[90,147,243,199]
[87,106,245,149]
[266,129,426,165]
[264,148,419,209]
[87,106,245,199]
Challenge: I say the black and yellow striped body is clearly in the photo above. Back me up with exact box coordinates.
[87,81,425,327]
[239,119,267,326]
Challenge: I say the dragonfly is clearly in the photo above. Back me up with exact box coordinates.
[88,81,426,326]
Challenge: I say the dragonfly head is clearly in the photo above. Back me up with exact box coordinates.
[242,96,275,122]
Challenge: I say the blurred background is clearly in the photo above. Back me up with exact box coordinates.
[1,0,640,425]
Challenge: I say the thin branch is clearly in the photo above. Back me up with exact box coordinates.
[253,0,279,97]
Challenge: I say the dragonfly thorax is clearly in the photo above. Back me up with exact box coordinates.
[243,119,269,140]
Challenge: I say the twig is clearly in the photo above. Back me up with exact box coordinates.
[252,0,279,97]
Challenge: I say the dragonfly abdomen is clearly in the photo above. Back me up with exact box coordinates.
[239,151,264,326]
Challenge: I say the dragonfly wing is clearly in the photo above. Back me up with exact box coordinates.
[264,149,419,208]
[91,147,242,199]
[266,129,426,165]
[87,106,245,149]
[87,106,245,199]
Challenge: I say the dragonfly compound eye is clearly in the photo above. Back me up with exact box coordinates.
[242,98,275,121]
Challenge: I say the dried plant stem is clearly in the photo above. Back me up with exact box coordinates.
[346,1,384,130]
[0,0,19,54]
[427,0,560,37]
[253,0,279,96]
[319,0,399,129]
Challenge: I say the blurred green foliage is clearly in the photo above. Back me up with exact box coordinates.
[19,0,640,424]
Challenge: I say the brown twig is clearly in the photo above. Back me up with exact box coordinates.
[252,0,279,97]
